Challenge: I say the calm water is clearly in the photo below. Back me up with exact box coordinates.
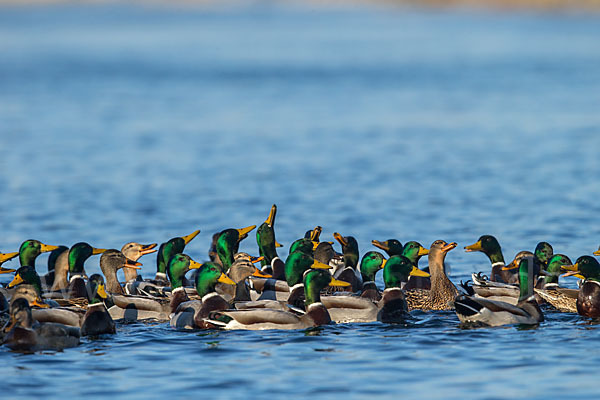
[1,2,600,398]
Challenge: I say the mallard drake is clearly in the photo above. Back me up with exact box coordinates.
[0,251,19,274]
[81,274,115,336]
[400,241,430,290]
[332,232,362,291]
[48,242,107,296]
[454,255,544,326]
[256,204,284,275]
[465,235,515,283]
[405,240,458,311]
[16,239,60,270]
[170,261,235,330]
[561,256,600,317]
[206,269,347,330]
[216,225,256,272]
[155,230,200,282]
[372,239,403,256]
[2,298,80,352]
[358,251,387,301]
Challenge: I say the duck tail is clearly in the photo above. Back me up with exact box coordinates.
[453,295,483,317]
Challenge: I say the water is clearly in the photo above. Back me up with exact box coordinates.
[1,2,600,398]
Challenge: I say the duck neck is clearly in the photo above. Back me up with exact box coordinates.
[19,249,39,269]
[428,251,452,293]
[105,269,123,295]
[486,250,505,265]
[518,263,534,302]
[50,252,69,291]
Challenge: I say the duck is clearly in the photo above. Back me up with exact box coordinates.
[561,256,600,318]
[405,240,458,311]
[155,229,200,283]
[8,268,84,327]
[2,298,80,352]
[465,235,515,284]
[332,232,362,292]
[205,269,347,330]
[256,204,285,276]
[400,241,430,290]
[216,225,256,272]
[371,238,403,256]
[0,250,19,274]
[170,260,235,330]
[42,246,69,290]
[228,253,271,302]
[120,242,158,283]
[358,251,388,301]
[528,254,577,312]
[103,250,171,322]
[48,242,107,297]
[454,255,544,326]
[16,239,60,271]
[81,274,115,336]
[321,255,428,324]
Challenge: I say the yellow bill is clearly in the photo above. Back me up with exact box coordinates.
[40,243,60,253]
[182,229,201,245]
[464,241,483,252]
[92,247,107,255]
[371,240,389,252]
[333,232,348,247]
[8,273,24,288]
[31,299,50,308]
[252,268,272,278]
[380,259,387,270]
[275,241,284,248]
[312,260,332,270]
[96,283,108,299]
[265,204,277,226]
[188,259,202,270]
[0,251,19,263]
[250,256,264,264]
[0,266,16,274]
[310,226,322,242]
[442,242,457,252]
[237,225,256,239]
[410,266,430,277]
[418,246,430,256]
[218,273,236,285]
[329,278,351,287]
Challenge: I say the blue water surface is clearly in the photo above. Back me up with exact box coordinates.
[1,2,600,399]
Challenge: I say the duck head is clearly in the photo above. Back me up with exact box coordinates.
[216,225,256,272]
[68,242,107,277]
[167,253,202,289]
[18,239,60,268]
[156,230,200,276]
[464,235,504,264]
[543,254,572,284]
[401,241,429,265]
[359,251,387,283]
[284,251,331,287]
[383,255,430,289]
[195,262,235,298]
[333,232,359,269]
[3,298,34,332]
[256,205,283,267]
[534,242,553,267]
[8,266,43,296]
[371,239,403,257]
[86,274,109,305]
[562,256,600,281]
[304,269,350,307]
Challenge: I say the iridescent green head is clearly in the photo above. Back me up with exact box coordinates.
[562,256,600,281]
[216,225,256,272]
[288,238,315,256]
[401,241,429,265]
[47,246,68,273]
[464,235,504,264]
[303,269,350,306]
[156,230,200,275]
[543,254,571,284]
[257,205,282,267]
[18,239,60,268]
[359,251,386,282]
[68,242,107,275]
[8,266,43,296]
[195,262,235,298]
[534,242,553,266]
[383,255,430,289]
[86,274,108,305]
[371,239,403,257]
[333,232,359,269]
[284,251,331,287]
[167,253,202,289]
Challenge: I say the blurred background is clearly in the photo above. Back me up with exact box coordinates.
[0,0,599,280]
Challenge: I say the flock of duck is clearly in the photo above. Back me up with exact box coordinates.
[1,204,600,352]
